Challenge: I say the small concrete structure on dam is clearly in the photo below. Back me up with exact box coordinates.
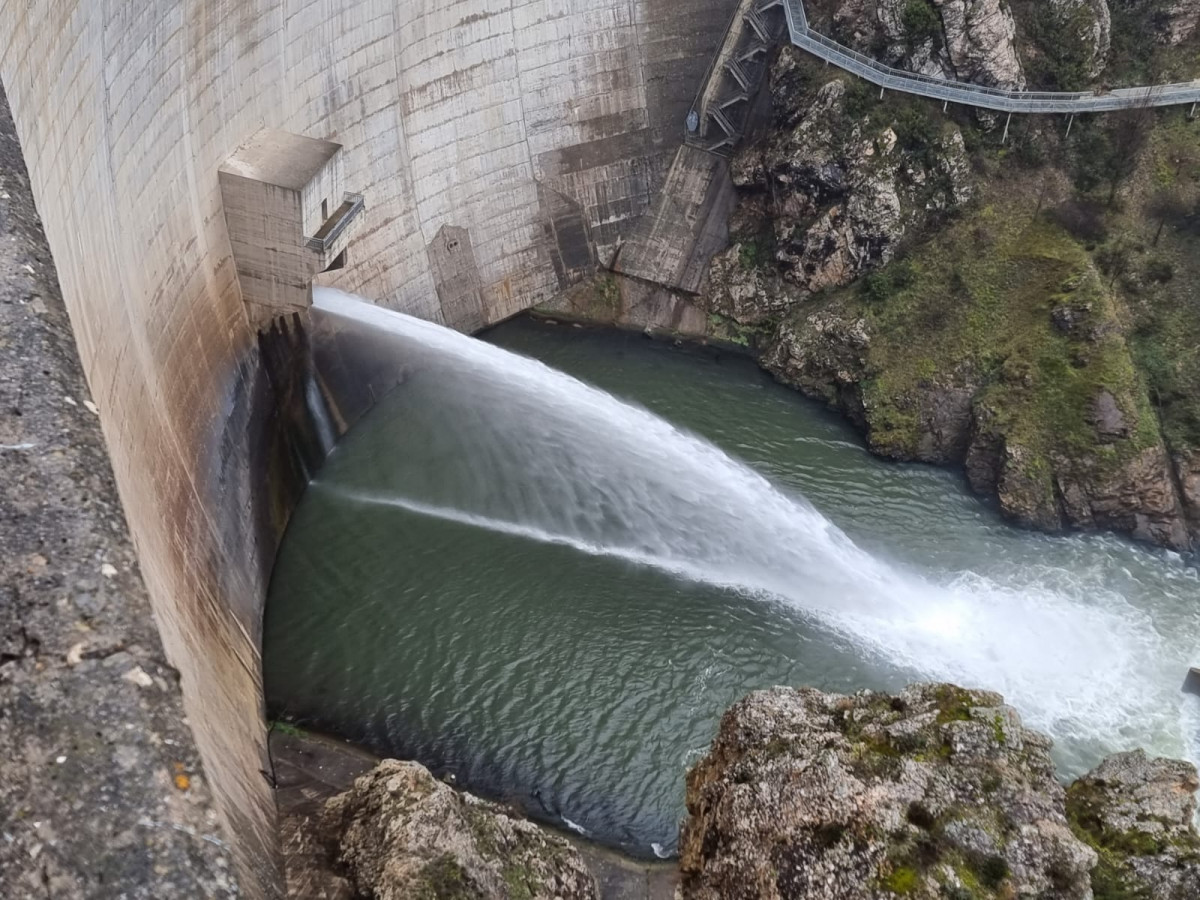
[0,0,741,895]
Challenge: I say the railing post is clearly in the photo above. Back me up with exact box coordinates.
[1002,112,1012,144]
[1065,114,1074,137]
[879,86,885,100]
[1191,101,1197,120]
[943,100,948,113]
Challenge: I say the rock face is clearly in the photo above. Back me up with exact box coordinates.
[709,50,972,315]
[1048,0,1113,79]
[1067,750,1200,900]
[832,0,1025,89]
[321,760,598,900]
[932,0,1027,89]
[679,684,1097,900]
[762,294,1192,547]
[713,41,1197,551]
[1160,1,1200,45]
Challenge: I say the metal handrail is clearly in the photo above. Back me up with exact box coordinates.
[779,0,1200,114]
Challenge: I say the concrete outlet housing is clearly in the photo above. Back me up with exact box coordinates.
[220,129,364,326]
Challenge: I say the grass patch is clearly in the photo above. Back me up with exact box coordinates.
[803,177,1161,483]
[270,719,307,738]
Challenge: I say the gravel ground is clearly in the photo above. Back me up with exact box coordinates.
[0,86,237,898]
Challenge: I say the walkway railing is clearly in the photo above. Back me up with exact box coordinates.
[778,0,1200,114]
[688,0,1200,152]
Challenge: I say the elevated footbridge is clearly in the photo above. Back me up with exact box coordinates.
[689,0,1200,154]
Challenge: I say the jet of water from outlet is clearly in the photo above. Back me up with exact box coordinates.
[313,287,1200,772]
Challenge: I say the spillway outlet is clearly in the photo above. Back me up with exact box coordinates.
[219,129,365,329]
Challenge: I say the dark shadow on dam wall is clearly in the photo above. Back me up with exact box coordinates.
[208,311,416,893]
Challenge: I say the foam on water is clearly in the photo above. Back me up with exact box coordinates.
[314,287,1200,771]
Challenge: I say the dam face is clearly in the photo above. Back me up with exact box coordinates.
[0,0,738,894]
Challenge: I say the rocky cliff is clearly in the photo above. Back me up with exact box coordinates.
[679,684,1200,900]
[319,760,598,900]
[694,0,1200,550]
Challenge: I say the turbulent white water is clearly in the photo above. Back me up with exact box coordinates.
[314,287,1200,771]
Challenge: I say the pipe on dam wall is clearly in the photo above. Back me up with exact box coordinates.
[0,0,740,894]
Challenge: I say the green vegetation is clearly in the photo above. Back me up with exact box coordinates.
[932,685,975,725]
[977,855,1010,890]
[269,718,307,737]
[593,274,621,318]
[414,854,476,899]
[901,0,942,50]
[1023,0,1102,90]
[706,313,771,350]
[880,864,920,894]
[501,863,535,900]
[879,806,1016,898]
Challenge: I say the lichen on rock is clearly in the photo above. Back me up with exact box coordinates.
[320,759,598,900]
[1066,749,1200,900]
[679,683,1097,900]
[680,685,1200,900]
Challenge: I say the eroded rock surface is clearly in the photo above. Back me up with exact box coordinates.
[1067,750,1200,900]
[679,684,1096,900]
[829,0,1025,88]
[321,759,598,900]
[1160,0,1200,45]
[933,0,1026,88]
[1047,0,1113,79]
[680,686,1200,900]
[710,50,972,315]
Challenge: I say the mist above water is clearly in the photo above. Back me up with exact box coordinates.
[268,289,1200,850]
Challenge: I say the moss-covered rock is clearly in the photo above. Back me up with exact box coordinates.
[705,29,1200,550]
[679,683,1096,900]
[320,760,597,900]
[1066,749,1200,900]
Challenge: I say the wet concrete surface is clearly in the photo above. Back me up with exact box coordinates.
[0,86,236,898]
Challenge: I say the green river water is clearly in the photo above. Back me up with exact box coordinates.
[265,312,1199,857]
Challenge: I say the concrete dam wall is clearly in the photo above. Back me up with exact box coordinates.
[0,0,738,894]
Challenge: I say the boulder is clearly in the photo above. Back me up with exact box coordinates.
[1067,749,1200,900]
[320,760,598,900]
[679,684,1096,899]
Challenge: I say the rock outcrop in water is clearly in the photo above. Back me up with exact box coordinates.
[680,684,1097,899]
[320,759,598,900]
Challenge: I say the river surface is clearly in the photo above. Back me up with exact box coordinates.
[264,308,1199,857]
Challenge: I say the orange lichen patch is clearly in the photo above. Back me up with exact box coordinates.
[174,773,191,791]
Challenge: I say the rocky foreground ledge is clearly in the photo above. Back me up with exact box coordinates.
[681,684,1199,900]
[312,683,1199,900]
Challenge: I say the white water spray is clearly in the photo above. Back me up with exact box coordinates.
[314,288,1199,772]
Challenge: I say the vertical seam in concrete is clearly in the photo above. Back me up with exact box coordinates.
[507,0,538,188]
